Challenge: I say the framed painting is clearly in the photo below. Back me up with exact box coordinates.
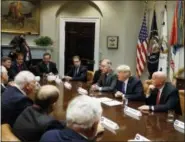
[1,0,40,35]
[107,36,119,49]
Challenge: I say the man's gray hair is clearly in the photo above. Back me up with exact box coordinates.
[153,71,167,81]
[102,59,112,68]
[35,85,60,109]
[116,65,131,72]
[66,95,102,129]
[1,66,7,74]
[14,71,36,89]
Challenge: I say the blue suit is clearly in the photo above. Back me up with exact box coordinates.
[40,128,89,142]
[1,86,33,127]
[115,76,144,101]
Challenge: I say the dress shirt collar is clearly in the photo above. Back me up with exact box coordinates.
[14,84,27,96]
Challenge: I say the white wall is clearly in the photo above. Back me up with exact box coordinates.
[1,1,177,79]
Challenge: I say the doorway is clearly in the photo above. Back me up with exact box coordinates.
[59,18,100,76]
[65,22,95,74]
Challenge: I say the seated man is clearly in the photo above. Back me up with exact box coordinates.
[40,95,103,142]
[1,66,9,93]
[92,60,103,84]
[1,56,14,81]
[91,59,117,92]
[114,65,144,101]
[138,71,182,115]
[2,71,36,127]
[37,52,58,76]
[11,53,28,77]
[64,56,87,81]
[13,85,65,141]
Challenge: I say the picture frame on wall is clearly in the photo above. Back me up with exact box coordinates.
[107,36,119,49]
[1,0,40,35]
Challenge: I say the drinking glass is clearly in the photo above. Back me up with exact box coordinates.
[167,110,175,123]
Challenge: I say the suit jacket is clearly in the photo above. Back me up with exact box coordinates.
[67,65,87,81]
[92,69,101,84]
[1,86,33,127]
[40,128,89,142]
[11,61,28,78]
[1,84,6,94]
[13,106,66,141]
[37,61,58,76]
[7,68,15,81]
[146,82,182,115]
[97,71,117,92]
[115,76,145,101]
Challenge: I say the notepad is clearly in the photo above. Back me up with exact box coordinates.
[102,100,122,106]
[96,97,113,103]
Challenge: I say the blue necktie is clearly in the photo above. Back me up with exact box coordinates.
[122,82,125,94]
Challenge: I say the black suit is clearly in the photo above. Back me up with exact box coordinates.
[67,65,87,81]
[1,84,6,94]
[146,82,182,115]
[97,71,117,92]
[37,61,58,76]
[92,69,101,84]
[115,76,145,101]
[7,68,15,81]
[11,61,28,78]
[13,106,65,141]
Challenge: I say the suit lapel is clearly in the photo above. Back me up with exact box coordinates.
[159,83,167,104]
[126,77,132,94]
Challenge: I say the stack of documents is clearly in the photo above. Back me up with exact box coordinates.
[96,97,122,106]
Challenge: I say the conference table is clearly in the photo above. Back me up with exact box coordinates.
[44,80,184,141]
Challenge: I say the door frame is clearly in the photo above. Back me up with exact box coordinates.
[59,17,100,77]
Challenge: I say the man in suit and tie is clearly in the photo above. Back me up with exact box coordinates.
[91,59,117,92]
[40,95,103,142]
[37,53,58,76]
[114,65,144,101]
[11,53,28,78]
[92,60,103,84]
[138,71,182,115]
[1,56,14,81]
[2,71,37,127]
[64,56,87,81]
[1,66,9,93]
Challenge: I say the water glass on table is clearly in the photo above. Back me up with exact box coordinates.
[167,110,175,122]
[122,95,128,107]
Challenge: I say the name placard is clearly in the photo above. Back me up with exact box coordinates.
[64,82,72,90]
[174,120,184,129]
[134,133,150,141]
[77,87,88,95]
[55,78,62,84]
[124,106,142,120]
[100,116,119,130]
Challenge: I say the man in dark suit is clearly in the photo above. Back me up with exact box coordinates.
[92,60,102,84]
[13,85,65,141]
[91,59,117,92]
[37,52,58,76]
[1,66,9,93]
[11,53,28,78]
[114,65,144,101]
[40,95,103,142]
[138,71,182,115]
[1,71,36,127]
[64,56,87,81]
[1,56,14,81]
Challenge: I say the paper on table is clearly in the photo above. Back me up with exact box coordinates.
[102,100,122,106]
[124,106,142,120]
[77,87,88,95]
[64,82,72,90]
[174,120,185,133]
[96,97,113,103]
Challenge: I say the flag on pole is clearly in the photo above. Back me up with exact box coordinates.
[147,9,160,79]
[169,0,184,81]
[136,9,148,77]
[158,4,168,74]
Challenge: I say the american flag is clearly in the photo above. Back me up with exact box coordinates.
[136,11,148,77]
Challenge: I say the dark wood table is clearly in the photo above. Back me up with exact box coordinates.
[48,81,184,141]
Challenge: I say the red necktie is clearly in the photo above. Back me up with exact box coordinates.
[156,90,161,105]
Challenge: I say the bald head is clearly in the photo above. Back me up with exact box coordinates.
[152,71,167,88]
[35,85,60,110]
